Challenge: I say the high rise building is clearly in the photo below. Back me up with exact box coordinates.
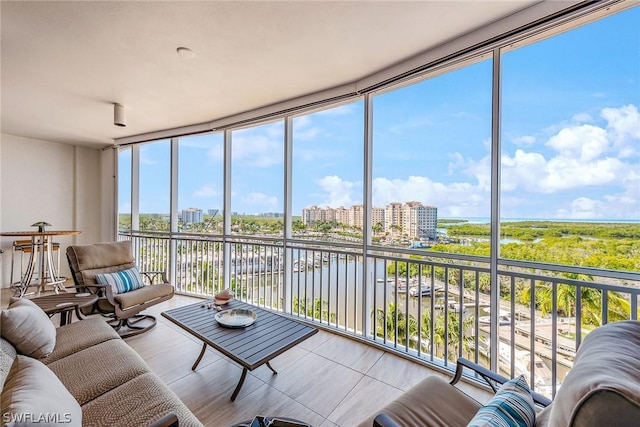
[302,206,324,225]
[181,208,203,224]
[371,207,385,229]
[402,201,437,239]
[349,205,364,229]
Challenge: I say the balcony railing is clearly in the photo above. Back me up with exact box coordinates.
[119,230,639,398]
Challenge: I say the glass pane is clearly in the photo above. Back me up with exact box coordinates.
[178,133,224,234]
[231,122,284,236]
[139,139,170,231]
[292,101,364,242]
[500,6,640,272]
[372,58,493,253]
[118,147,132,231]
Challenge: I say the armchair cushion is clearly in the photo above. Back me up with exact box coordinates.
[96,267,145,294]
[467,375,536,427]
[0,298,56,359]
[114,284,174,310]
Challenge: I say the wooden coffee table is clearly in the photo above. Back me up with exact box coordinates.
[31,292,98,326]
[162,300,318,401]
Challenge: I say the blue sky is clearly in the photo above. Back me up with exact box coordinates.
[123,6,639,221]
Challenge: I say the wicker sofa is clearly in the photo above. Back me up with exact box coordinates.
[1,298,202,427]
[371,320,640,427]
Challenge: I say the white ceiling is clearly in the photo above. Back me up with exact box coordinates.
[2,0,562,149]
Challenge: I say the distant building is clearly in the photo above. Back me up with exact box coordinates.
[302,206,324,225]
[258,212,284,218]
[371,207,385,229]
[349,205,364,229]
[181,208,203,224]
[385,202,404,235]
[301,202,436,238]
[207,209,219,216]
[403,201,437,239]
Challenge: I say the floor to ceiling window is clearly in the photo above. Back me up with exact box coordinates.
[178,133,224,234]
[292,101,364,242]
[231,121,285,236]
[500,6,639,273]
[372,58,493,253]
[138,139,171,231]
[117,147,132,231]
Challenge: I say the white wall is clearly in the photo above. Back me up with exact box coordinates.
[0,134,109,287]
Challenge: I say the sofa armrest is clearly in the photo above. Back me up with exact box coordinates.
[372,413,400,427]
[454,358,552,407]
[140,270,169,284]
[149,413,179,427]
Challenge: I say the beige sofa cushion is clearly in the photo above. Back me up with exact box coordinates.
[81,372,203,427]
[48,339,151,405]
[548,320,640,426]
[372,375,481,427]
[1,298,56,358]
[1,355,82,427]
[43,318,120,365]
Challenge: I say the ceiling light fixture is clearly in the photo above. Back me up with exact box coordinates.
[177,47,196,59]
[114,103,126,127]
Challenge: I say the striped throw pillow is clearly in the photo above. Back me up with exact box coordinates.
[95,267,145,294]
[467,375,536,427]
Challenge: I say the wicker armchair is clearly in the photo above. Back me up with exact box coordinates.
[66,240,174,337]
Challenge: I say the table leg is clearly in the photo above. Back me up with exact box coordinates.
[192,343,208,371]
[44,237,67,294]
[16,237,38,298]
[266,361,278,375]
[230,368,248,401]
[60,309,73,327]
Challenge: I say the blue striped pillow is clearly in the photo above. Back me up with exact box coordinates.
[467,375,536,427]
[95,267,145,294]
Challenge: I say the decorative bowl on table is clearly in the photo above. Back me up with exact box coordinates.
[214,289,235,306]
[214,309,257,328]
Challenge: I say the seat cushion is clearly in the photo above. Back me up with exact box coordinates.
[114,283,174,310]
[376,375,481,427]
[43,317,120,365]
[548,320,640,426]
[48,339,151,405]
[0,298,56,358]
[1,355,82,427]
[81,372,203,427]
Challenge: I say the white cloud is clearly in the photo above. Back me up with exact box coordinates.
[293,116,321,141]
[232,134,282,167]
[242,192,278,211]
[554,197,605,219]
[572,112,593,123]
[512,135,536,146]
[545,124,609,162]
[207,143,224,162]
[499,105,640,198]
[601,104,640,158]
[193,185,219,198]
[316,175,359,207]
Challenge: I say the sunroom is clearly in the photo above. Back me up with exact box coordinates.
[1,1,638,426]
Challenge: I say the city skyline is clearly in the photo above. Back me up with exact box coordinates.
[121,7,639,222]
